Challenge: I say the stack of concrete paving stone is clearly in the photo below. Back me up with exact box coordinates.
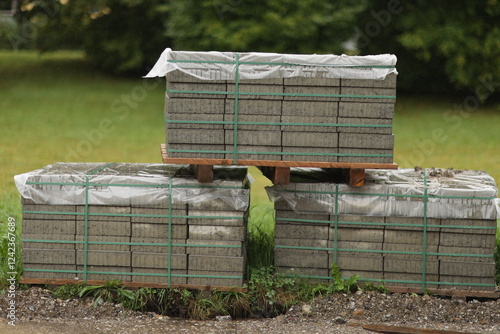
[17,163,249,288]
[147,49,397,164]
[270,168,498,291]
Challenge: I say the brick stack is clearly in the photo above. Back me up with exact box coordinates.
[20,163,248,288]
[272,168,498,291]
[162,50,397,164]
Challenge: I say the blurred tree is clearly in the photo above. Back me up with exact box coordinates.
[355,0,499,97]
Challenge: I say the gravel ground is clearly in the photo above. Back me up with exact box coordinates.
[2,287,500,333]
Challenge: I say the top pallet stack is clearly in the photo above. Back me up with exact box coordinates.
[146,48,398,170]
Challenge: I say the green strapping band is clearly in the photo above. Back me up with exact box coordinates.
[421,170,429,292]
[233,52,240,164]
[167,177,173,287]
[333,184,339,265]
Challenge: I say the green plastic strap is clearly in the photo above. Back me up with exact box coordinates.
[233,52,240,164]
[167,177,173,287]
[83,175,89,283]
[332,184,339,266]
[421,170,428,292]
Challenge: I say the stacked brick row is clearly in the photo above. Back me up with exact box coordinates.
[20,163,248,288]
[165,67,396,164]
[272,168,498,291]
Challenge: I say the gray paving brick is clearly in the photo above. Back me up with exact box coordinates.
[383,230,440,245]
[282,101,338,117]
[227,145,281,160]
[186,240,244,257]
[22,205,77,221]
[337,148,394,163]
[383,273,439,288]
[22,264,78,280]
[383,243,438,260]
[340,86,396,103]
[166,113,224,130]
[168,129,225,144]
[281,147,338,162]
[166,143,226,159]
[167,82,227,99]
[438,245,495,263]
[75,236,131,252]
[76,220,131,237]
[131,207,187,224]
[131,223,188,239]
[439,232,496,248]
[187,210,245,226]
[337,117,392,134]
[338,102,395,118]
[166,97,225,114]
[384,257,439,275]
[225,130,281,146]
[188,225,245,241]
[284,77,340,87]
[275,249,329,269]
[22,219,76,235]
[22,234,76,250]
[23,249,75,265]
[188,255,245,272]
[225,99,282,115]
[440,260,496,277]
[280,116,337,132]
[385,216,441,232]
[130,237,186,253]
[338,133,394,149]
[282,131,338,148]
[224,114,280,131]
[131,268,187,284]
[131,252,188,270]
[283,85,340,101]
[227,82,283,100]
[77,265,132,282]
[77,250,131,267]
[341,73,396,88]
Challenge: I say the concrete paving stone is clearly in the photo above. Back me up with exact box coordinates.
[22,264,78,280]
[226,145,282,160]
[334,214,385,229]
[168,129,225,144]
[224,114,281,131]
[338,133,394,149]
[281,147,339,162]
[167,82,227,99]
[439,232,496,248]
[282,131,338,148]
[340,86,397,103]
[75,236,131,252]
[76,250,131,267]
[439,218,497,234]
[76,220,131,237]
[383,273,439,288]
[337,148,394,163]
[188,225,245,241]
[283,85,341,101]
[275,249,330,269]
[131,223,188,239]
[334,254,384,272]
[338,102,395,118]
[166,143,226,159]
[22,234,76,250]
[332,228,384,243]
[167,70,227,83]
[187,210,245,226]
[384,257,439,275]
[131,252,188,270]
[166,97,225,114]
[438,275,496,291]
[383,229,440,245]
[188,255,245,272]
[440,260,496,277]
[224,129,282,146]
[77,265,132,282]
[334,241,383,256]
[275,237,329,250]
[131,207,187,224]
[23,248,76,265]
[277,266,331,283]
[22,204,77,221]
[282,101,338,117]
[227,82,283,100]
[76,205,131,222]
[437,245,495,263]
[186,271,244,287]
[280,115,338,132]
[384,216,441,232]
[284,76,340,87]
[382,243,438,260]
[185,239,244,257]
[277,210,331,225]
[131,268,187,284]
[337,117,392,134]
[166,113,225,130]
[341,73,397,88]
[274,193,332,214]
[130,237,186,253]
[225,99,282,115]
[22,219,76,235]
[275,223,330,240]
[188,197,247,212]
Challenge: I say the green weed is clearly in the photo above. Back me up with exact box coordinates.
[78,280,134,308]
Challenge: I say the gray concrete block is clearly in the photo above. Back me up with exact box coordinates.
[22,234,76,250]
[334,255,384,272]
[186,271,244,287]
[277,210,331,223]
[383,243,438,260]
[75,236,131,252]
[188,255,245,272]
[440,219,497,234]
[77,265,132,282]
[384,216,441,232]
[338,102,394,119]
[131,207,187,225]
[383,230,440,245]
[23,248,75,265]
[284,77,340,87]
[440,260,496,277]
[167,82,227,99]
[282,101,338,117]
[131,268,187,284]
[383,273,439,288]
[281,147,338,162]
[341,73,397,88]
[340,87,396,103]
[22,204,77,221]
[166,113,225,130]
[334,241,383,256]
[187,210,245,226]
[438,245,495,263]
[188,197,246,211]
[166,97,225,114]
[168,129,225,144]
[338,133,394,149]
[225,99,282,115]
[224,114,281,131]
[22,219,76,235]
[76,220,131,237]
[337,117,392,134]
[275,249,329,269]
[22,264,78,280]
[275,237,329,250]
[227,83,283,100]
[225,130,281,146]
[438,275,496,291]
[166,143,226,159]
[167,70,227,83]
[131,252,188,270]
[384,257,439,275]
[283,85,340,101]
[275,223,329,240]
[186,240,244,257]
[281,115,337,132]
[335,214,385,229]
[77,250,131,267]
[439,232,496,248]
[130,237,186,253]
[131,223,188,239]
[333,228,384,243]
[337,148,394,163]
[188,225,245,241]
[226,145,281,160]
[282,131,338,148]
[76,205,131,222]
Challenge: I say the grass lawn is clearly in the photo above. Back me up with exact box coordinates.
[0,50,499,278]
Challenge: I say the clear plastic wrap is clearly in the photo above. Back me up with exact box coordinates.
[15,163,249,211]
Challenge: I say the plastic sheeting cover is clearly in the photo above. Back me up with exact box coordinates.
[145,48,397,81]
[14,163,249,211]
[267,168,498,220]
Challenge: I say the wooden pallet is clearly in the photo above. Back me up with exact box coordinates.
[161,144,398,186]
